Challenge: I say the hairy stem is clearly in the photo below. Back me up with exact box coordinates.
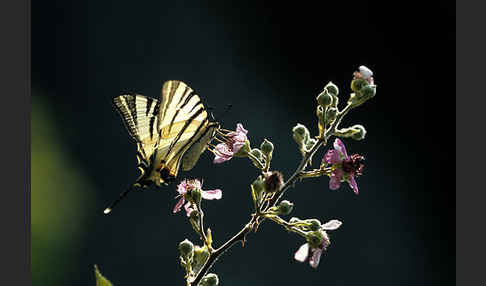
[188,103,353,285]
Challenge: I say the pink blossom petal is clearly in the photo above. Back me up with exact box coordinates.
[333,138,349,159]
[324,149,341,165]
[359,65,373,80]
[184,202,194,217]
[294,243,309,262]
[201,189,222,200]
[329,169,343,190]
[348,176,359,194]
[235,123,248,135]
[177,180,188,195]
[173,197,185,213]
[309,248,323,268]
[213,155,232,164]
[321,219,342,230]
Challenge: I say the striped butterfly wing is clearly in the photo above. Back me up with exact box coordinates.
[113,94,160,171]
[153,80,215,183]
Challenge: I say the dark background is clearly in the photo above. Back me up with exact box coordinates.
[31,0,455,285]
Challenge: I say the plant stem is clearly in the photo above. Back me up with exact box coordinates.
[188,103,353,285]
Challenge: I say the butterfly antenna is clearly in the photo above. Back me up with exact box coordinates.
[103,185,137,215]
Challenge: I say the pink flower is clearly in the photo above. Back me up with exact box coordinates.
[213,123,248,164]
[353,65,374,85]
[294,220,342,268]
[173,179,222,216]
[323,138,365,194]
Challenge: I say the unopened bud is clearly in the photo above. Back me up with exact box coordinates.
[307,219,321,231]
[264,171,284,193]
[324,81,339,97]
[260,139,274,156]
[179,239,194,259]
[326,108,337,122]
[316,90,333,107]
[307,231,324,249]
[200,273,219,286]
[278,200,294,215]
[249,148,264,168]
[360,85,376,99]
[351,78,368,93]
[251,177,265,196]
[292,123,310,147]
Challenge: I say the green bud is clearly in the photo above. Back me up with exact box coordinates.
[325,81,339,96]
[326,108,337,122]
[179,239,194,259]
[350,124,367,141]
[251,177,265,195]
[189,209,199,221]
[278,200,294,215]
[306,231,324,249]
[260,139,274,156]
[292,123,310,147]
[351,78,368,93]
[307,219,321,231]
[249,148,264,169]
[200,273,219,286]
[316,90,333,107]
[360,85,376,99]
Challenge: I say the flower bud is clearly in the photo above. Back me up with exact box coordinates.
[277,200,294,215]
[324,81,339,97]
[306,231,324,249]
[316,90,333,108]
[179,239,194,259]
[249,148,264,168]
[326,107,337,122]
[360,85,376,99]
[251,177,265,196]
[292,123,310,148]
[200,273,219,286]
[307,219,321,231]
[351,78,368,93]
[264,171,284,193]
[260,139,274,157]
[350,124,367,141]
[305,138,317,151]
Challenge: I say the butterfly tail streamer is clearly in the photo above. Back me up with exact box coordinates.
[103,185,137,215]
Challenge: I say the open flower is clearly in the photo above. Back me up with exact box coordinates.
[353,65,374,85]
[294,219,342,268]
[213,123,249,163]
[173,179,222,216]
[323,138,365,194]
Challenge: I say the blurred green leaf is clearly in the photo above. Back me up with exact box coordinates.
[94,265,113,286]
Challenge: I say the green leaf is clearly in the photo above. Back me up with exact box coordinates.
[94,265,113,286]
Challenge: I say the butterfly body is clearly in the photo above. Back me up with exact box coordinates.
[105,80,219,213]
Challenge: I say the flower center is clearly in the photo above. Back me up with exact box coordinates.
[342,154,365,176]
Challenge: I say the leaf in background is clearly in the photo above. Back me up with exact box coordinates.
[94,265,113,286]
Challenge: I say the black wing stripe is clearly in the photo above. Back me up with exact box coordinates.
[173,118,211,159]
[164,107,206,159]
[145,97,154,117]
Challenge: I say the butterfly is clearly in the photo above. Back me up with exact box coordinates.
[104,80,220,214]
